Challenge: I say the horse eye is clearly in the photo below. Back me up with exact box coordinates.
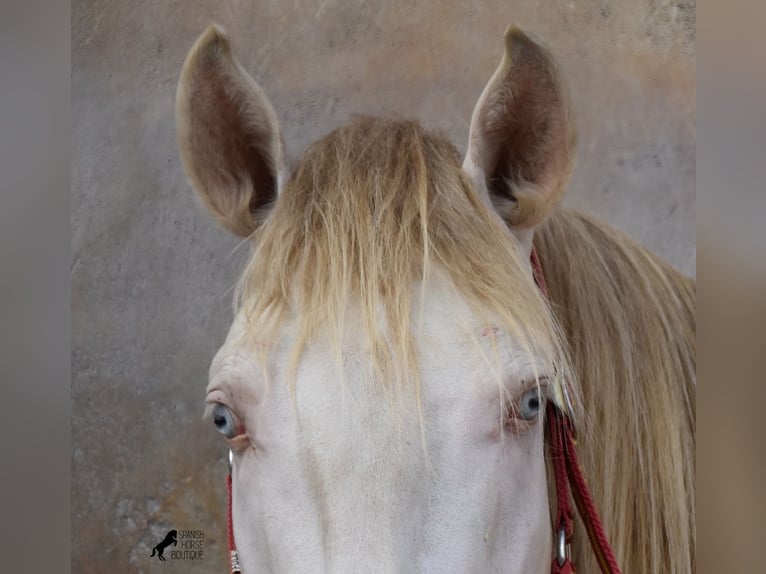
[518,387,543,420]
[212,403,239,438]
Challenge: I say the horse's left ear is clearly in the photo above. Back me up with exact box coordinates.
[463,26,575,252]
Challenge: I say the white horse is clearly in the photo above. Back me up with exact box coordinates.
[176,24,695,574]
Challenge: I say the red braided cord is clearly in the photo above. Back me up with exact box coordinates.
[227,474,235,552]
[227,473,242,573]
[548,402,576,573]
[548,404,575,538]
[563,426,622,574]
[532,247,621,574]
[551,556,576,574]
[530,247,549,298]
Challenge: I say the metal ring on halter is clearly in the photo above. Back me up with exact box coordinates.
[557,526,569,567]
[228,449,234,474]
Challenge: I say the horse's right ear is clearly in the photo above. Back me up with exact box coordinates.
[176,25,285,237]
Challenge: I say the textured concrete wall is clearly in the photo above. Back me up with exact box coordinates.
[72,1,695,572]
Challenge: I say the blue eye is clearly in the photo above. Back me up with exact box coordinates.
[518,387,543,420]
[212,403,239,438]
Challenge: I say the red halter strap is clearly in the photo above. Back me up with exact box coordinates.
[227,451,242,574]
[531,247,622,574]
[223,250,622,574]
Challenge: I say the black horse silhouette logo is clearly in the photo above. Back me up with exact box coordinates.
[150,529,177,561]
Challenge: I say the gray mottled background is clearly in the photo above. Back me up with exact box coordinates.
[72,1,695,572]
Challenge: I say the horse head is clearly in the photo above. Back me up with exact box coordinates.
[174,23,693,574]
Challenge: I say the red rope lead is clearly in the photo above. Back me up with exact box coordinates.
[530,247,549,299]
[548,402,575,573]
[532,246,622,574]
[227,473,242,573]
[562,428,622,574]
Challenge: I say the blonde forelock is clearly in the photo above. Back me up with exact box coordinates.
[235,116,568,400]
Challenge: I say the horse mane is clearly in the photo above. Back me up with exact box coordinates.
[534,209,695,574]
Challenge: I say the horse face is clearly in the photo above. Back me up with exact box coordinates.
[207,277,552,573]
[178,24,573,574]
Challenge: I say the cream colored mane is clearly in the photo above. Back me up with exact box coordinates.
[535,210,695,573]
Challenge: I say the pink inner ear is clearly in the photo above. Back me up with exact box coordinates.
[176,25,282,237]
[187,64,278,209]
[466,27,575,231]
[482,62,570,198]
